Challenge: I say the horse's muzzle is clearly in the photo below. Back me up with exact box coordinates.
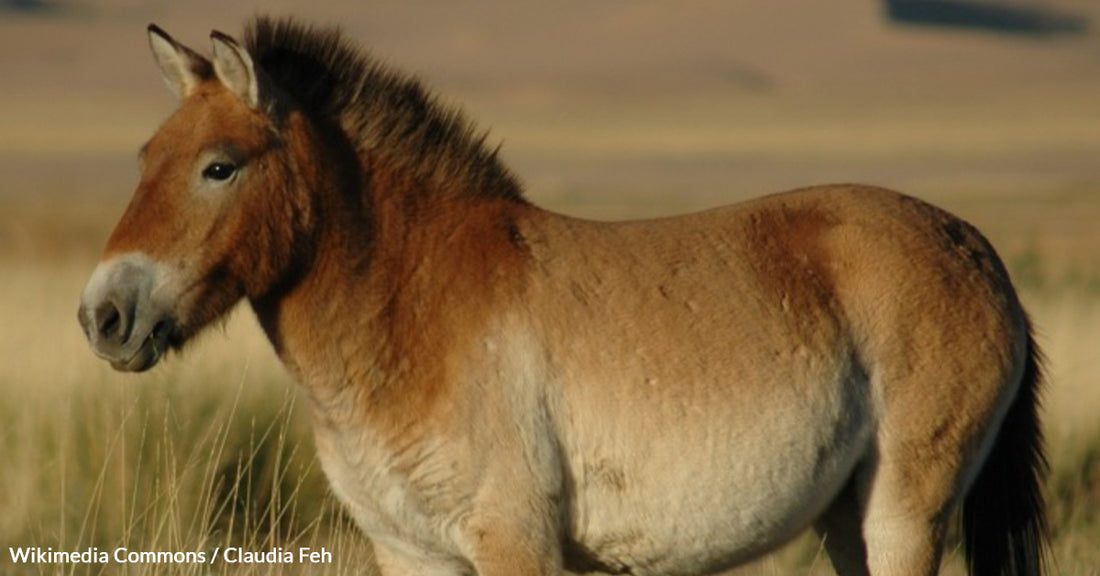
[78,254,177,372]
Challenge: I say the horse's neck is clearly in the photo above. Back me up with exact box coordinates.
[252,174,529,426]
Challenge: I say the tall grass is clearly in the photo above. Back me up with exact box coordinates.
[2,211,1098,575]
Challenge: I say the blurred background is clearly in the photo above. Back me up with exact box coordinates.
[1,1,1098,573]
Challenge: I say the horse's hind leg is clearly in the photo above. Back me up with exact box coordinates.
[817,450,952,576]
[859,459,952,576]
[852,343,1025,574]
[810,408,952,575]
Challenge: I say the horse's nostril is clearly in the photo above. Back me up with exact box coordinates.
[94,301,124,343]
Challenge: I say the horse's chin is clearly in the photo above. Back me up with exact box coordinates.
[110,350,161,373]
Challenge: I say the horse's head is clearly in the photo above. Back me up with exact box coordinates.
[78,26,313,372]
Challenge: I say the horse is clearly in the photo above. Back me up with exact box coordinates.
[78,16,1048,576]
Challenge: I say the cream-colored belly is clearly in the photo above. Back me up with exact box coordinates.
[563,374,871,575]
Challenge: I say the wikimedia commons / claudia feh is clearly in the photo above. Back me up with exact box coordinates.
[8,546,333,566]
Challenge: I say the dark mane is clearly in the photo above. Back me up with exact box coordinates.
[243,16,524,202]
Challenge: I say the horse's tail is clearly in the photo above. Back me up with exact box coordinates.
[963,319,1050,576]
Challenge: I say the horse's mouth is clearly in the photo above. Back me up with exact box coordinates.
[99,318,177,373]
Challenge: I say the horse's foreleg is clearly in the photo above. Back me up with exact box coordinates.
[457,494,563,576]
[372,543,469,576]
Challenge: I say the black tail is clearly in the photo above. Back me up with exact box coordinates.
[963,322,1050,575]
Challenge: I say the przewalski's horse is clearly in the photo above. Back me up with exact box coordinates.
[78,17,1048,576]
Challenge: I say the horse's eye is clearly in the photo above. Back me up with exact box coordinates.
[202,162,237,182]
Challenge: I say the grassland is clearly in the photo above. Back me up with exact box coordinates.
[3,1,1100,574]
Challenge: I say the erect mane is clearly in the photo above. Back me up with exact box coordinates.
[243,16,524,201]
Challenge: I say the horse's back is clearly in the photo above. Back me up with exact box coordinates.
[522,183,1024,381]
[523,183,1024,373]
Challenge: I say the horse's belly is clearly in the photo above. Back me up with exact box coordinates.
[564,377,871,575]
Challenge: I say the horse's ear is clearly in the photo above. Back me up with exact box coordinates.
[210,30,263,110]
[147,24,210,99]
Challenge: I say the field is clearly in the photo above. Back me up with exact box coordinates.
[2,1,1100,574]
